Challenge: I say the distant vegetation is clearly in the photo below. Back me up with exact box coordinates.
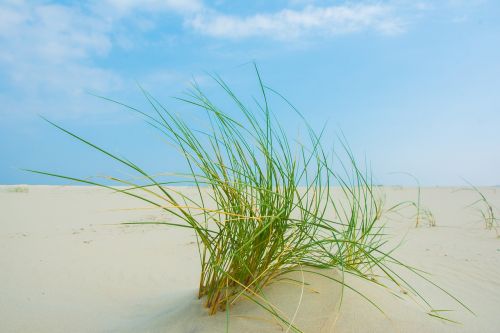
[467,183,499,237]
[5,186,29,193]
[389,173,436,228]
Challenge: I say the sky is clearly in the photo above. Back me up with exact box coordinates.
[0,0,499,186]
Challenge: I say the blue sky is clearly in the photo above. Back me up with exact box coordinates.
[0,0,499,185]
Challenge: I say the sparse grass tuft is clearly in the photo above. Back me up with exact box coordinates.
[5,185,29,193]
[389,173,436,227]
[27,66,471,331]
[466,182,499,237]
[419,207,436,227]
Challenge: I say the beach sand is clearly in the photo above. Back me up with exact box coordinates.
[1,185,499,332]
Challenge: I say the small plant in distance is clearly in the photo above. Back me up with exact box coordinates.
[411,178,436,228]
[466,182,499,237]
[389,172,436,227]
[28,66,471,331]
[6,185,29,193]
[420,208,436,227]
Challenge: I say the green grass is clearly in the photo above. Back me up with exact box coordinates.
[5,185,29,193]
[27,65,471,331]
[390,173,436,227]
[466,182,499,236]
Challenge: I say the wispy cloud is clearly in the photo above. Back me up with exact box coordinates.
[187,4,404,40]
[99,0,203,15]
[0,0,406,118]
[0,1,121,117]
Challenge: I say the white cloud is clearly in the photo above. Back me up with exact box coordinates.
[187,4,404,40]
[0,64,123,119]
[0,2,112,63]
[0,1,120,117]
[100,0,203,15]
[0,0,407,118]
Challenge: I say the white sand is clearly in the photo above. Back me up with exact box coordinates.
[1,185,499,332]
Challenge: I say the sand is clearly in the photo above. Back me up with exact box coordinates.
[0,185,499,332]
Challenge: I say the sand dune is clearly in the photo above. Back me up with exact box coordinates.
[1,186,499,332]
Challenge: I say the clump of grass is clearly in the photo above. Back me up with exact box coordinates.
[6,185,29,193]
[388,173,436,227]
[27,66,471,330]
[419,208,436,227]
[467,183,499,236]
[411,181,436,228]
